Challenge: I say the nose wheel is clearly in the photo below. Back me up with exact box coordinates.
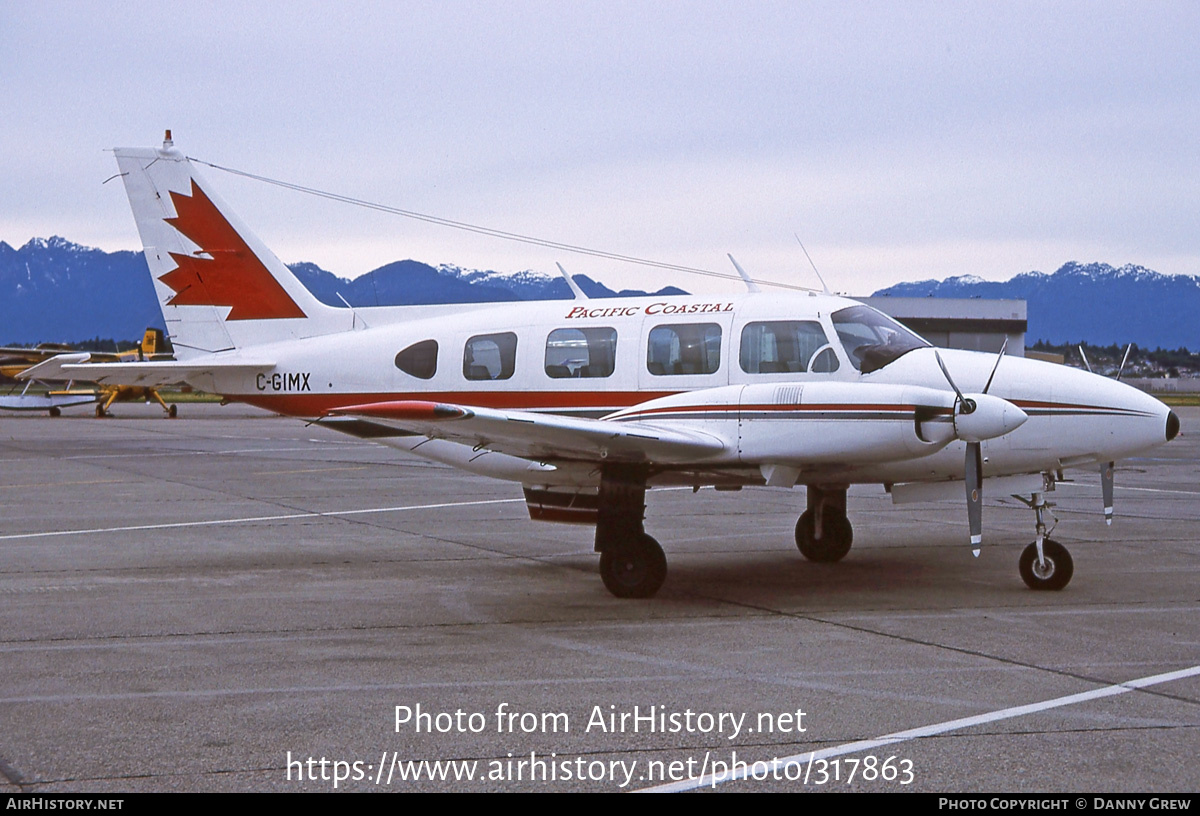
[1019,538,1073,590]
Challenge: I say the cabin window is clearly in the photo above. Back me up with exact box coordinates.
[646,323,722,376]
[544,327,617,379]
[463,332,518,380]
[394,339,438,379]
[739,321,839,374]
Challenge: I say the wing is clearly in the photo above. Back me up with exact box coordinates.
[323,400,729,464]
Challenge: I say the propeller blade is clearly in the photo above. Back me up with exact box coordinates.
[1079,345,1092,373]
[934,350,968,407]
[982,337,1009,395]
[1101,461,1114,525]
[966,442,983,556]
[1116,343,1132,381]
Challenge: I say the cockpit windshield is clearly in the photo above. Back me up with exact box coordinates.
[831,305,930,373]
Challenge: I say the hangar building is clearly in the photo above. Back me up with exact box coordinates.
[860,296,1027,357]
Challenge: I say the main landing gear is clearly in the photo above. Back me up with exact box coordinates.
[1016,489,1073,590]
[594,464,666,598]
[590,475,1074,597]
[795,485,853,563]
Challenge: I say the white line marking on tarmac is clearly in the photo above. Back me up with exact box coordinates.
[639,664,1200,792]
[0,498,525,541]
[1057,482,1200,497]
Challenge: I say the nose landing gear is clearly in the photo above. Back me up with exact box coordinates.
[1019,538,1073,590]
[1016,488,1073,590]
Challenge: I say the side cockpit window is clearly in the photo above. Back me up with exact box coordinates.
[545,327,616,378]
[831,305,929,373]
[464,332,517,380]
[739,321,839,374]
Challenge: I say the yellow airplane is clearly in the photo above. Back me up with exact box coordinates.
[0,329,178,417]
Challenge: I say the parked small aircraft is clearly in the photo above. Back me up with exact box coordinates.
[3,329,178,417]
[23,136,1180,597]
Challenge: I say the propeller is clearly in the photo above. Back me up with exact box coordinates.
[1078,345,1131,518]
[934,343,1018,556]
[1101,461,1114,525]
[1115,343,1132,381]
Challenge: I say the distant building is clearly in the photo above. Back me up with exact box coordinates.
[860,296,1027,356]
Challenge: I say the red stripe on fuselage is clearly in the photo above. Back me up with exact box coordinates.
[236,390,679,417]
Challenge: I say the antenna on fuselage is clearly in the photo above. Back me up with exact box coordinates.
[727,255,760,293]
[794,233,832,295]
[555,263,588,300]
[336,292,369,329]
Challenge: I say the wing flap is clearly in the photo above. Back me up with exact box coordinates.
[324,400,729,464]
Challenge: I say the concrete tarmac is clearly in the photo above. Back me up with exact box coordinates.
[1,403,1197,792]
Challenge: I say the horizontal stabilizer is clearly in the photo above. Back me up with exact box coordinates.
[0,392,98,411]
[324,399,729,464]
[19,353,274,388]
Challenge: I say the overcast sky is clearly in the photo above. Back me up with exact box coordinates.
[3,1,1198,293]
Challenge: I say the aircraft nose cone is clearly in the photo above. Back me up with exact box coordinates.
[1166,410,1180,442]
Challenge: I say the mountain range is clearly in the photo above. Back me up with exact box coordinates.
[2,238,1196,349]
[870,262,1200,350]
[0,237,684,345]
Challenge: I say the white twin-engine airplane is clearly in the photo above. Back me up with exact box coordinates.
[26,136,1180,598]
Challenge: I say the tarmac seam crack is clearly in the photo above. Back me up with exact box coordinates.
[705,595,1200,709]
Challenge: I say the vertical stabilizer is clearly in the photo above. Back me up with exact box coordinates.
[114,137,336,357]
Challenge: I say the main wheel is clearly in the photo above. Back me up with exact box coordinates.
[48,407,61,418]
[599,534,667,598]
[168,404,178,418]
[1019,538,1073,590]
[795,509,853,562]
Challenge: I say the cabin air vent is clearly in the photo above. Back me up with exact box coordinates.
[774,385,802,405]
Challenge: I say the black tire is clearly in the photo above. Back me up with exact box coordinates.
[599,534,667,598]
[168,404,178,418]
[48,407,61,418]
[1019,538,1073,591]
[795,509,853,562]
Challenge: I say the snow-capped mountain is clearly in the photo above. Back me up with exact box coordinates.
[5,238,1195,348]
[0,238,686,344]
[872,262,1200,349]
[0,237,162,344]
